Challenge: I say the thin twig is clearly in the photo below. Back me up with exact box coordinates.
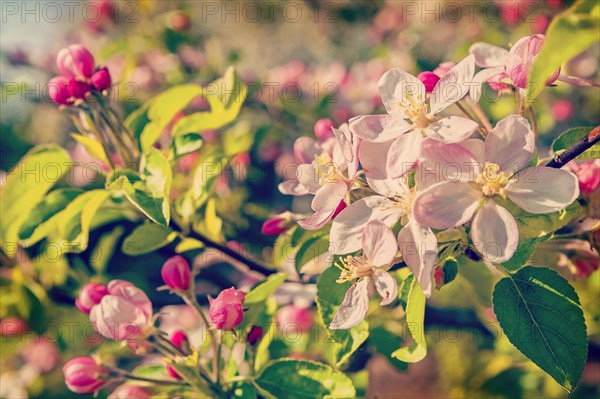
[546,126,600,168]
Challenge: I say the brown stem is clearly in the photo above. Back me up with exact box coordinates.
[546,126,600,168]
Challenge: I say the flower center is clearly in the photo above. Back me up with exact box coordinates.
[399,93,430,129]
[475,162,510,197]
[336,255,373,283]
[313,153,344,185]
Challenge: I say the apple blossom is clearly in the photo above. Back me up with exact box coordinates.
[350,54,478,178]
[413,114,579,263]
[89,280,153,341]
[330,221,399,330]
[469,34,561,100]
[208,287,246,330]
[313,118,335,141]
[63,356,108,394]
[279,123,361,230]
[416,71,440,93]
[575,161,600,195]
[76,282,108,314]
[90,67,112,91]
[23,338,60,373]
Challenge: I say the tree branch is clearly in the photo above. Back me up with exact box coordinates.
[546,126,600,168]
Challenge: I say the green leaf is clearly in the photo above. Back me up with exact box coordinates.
[316,266,369,367]
[141,148,173,199]
[527,1,600,101]
[245,273,288,305]
[171,67,247,136]
[222,121,254,156]
[18,188,83,246]
[108,174,168,226]
[254,359,356,399]
[139,84,203,152]
[1,145,71,245]
[392,276,427,363]
[56,190,112,252]
[191,155,228,208]
[172,133,203,158]
[501,235,551,272]
[70,133,109,164]
[294,235,330,273]
[552,126,599,160]
[493,266,587,391]
[441,256,459,285]
[122,223,177,256]
[370,327,408,371]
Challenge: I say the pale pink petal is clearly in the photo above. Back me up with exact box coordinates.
[330,196,403,254]
[373,271,398,306]
[362,221,397,268]
[312,181,348,212]
[349,114,412,143]
[296,163,321,194]
[359,140,404,197]
[460,139,485,166]
[298,210,335,230]
[397,221,438,298]
[278,180,309,196]
[386,131,423,179]
[377,69,426,116]
[470,200,519,263]
[413,181,481,230]
[332,123,353,161]
[485,114,534,173]
[329,278,370,330]
[469,67,505,102]
[425,116,479,143]
[557,74,600,87]
[415,138,481,189]
[468,42,509,68]
[430,54,475,115]
[293,137,321,164]
[505,167,580,214]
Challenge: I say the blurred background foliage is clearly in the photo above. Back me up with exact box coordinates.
[1,0,598,398]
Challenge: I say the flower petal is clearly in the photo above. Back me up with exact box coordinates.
[349,114,412,143]
[471,200,519,263]
[469,67,505,102]
[397,221,438,298]
[293,137,321,164]
[278,180,309,196]
[359,140,404,197]
[425,116,479,143]
[332,123,353,161]
[329,279,370,330]
[330,196,403,254]
[505,166,580,214]
[298,210,335,230]
[485,114,534,173]
[416,138,481,189]
[469,42,509,68]
[362,220,398,267]
[373,271,398,306]
[377,68,426,116]
[312,181,348,212]
[296,163,321,194]
[413,181,481,229]
[430,54,475,115]
[386,131,423,179]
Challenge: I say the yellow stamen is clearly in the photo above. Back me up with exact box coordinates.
[475,162,510,198]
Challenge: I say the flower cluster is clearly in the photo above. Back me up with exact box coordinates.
[48,45,112,106]
[278,34,583,329]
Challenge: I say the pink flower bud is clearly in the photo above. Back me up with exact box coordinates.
[574,257,599,278]
[417,71,441,93]
[89,280,153,341]
[161,256,191,291]
[170,329,191,354]
[332,200,347,219]
[276,305,313,333]
[576,161,600,195]
[167,365,182,380]
[208,287,246,330]
[314,118,335,141]
[0,317,28,337]
[56,45,95,80]
[48,77,90,105]
[76,283,109,314]
[108,385,152,399]
[433,266,445,290]
[261,216,288,236]
[63,356,108,394]
[247,325,263,345]
[90,67,112,91]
